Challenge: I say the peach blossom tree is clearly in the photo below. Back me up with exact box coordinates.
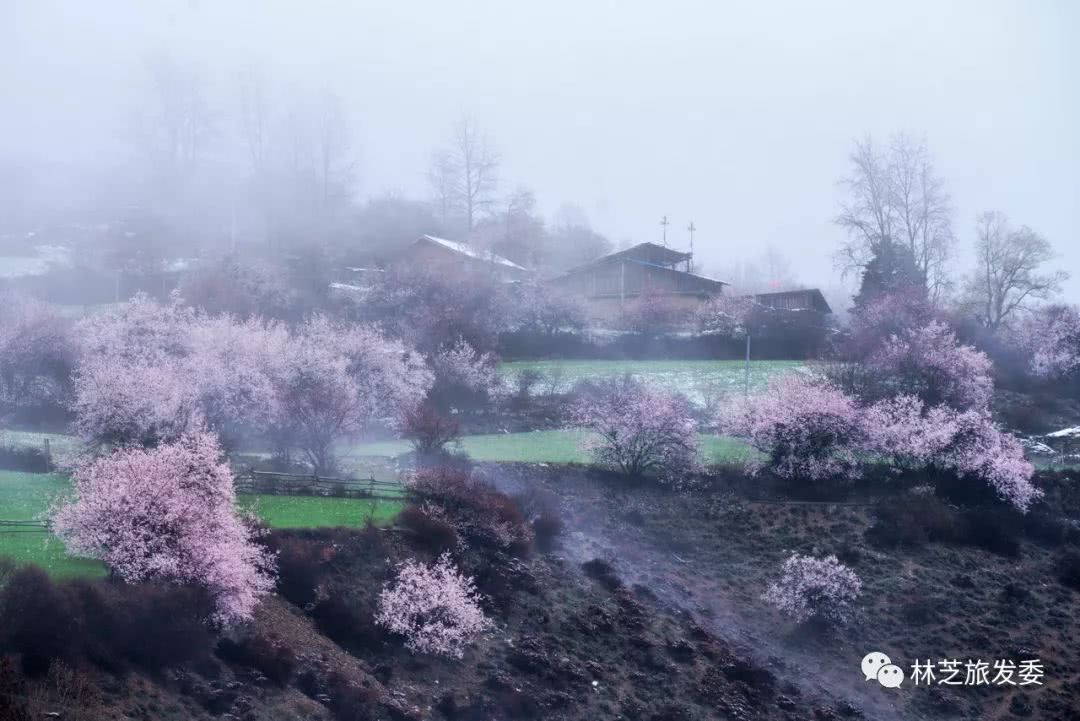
[723,374,866,482]
[374,552,491,658]
[52,432,275,626]
[572,376,700,484]
[763,554,862,625]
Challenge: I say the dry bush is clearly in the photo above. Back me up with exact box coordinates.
[216,635,297,686]
[397,505,458,554]
[407,467,533,555]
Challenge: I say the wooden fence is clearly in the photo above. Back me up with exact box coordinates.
[0,520,47,534]
[235,469,405,501]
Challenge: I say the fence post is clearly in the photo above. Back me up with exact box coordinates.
[744,333,751,395]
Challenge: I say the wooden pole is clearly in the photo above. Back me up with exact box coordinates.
[744,333,751,395]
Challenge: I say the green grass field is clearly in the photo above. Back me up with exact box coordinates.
[342,429,752,465]
[499,359,803,403]
[0,470,405,578]
[0,471,105,579]
[239,495,403,529]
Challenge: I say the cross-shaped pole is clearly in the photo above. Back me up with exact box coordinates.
[660,215,670,246]
[687,221,696,271]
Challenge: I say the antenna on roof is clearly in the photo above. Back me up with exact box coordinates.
[660,215,670,246]
[687,221,696,273]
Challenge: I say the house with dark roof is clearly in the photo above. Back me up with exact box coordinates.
[551,242,727,320]
[393,235,530,281]
[752,288,832,314]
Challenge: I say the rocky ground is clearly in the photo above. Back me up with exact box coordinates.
[487,463,1080,721]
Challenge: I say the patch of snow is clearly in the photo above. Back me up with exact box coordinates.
[421,235,528,271]
[1046,426,1080,439]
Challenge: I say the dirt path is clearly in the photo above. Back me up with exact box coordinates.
[487,464,917,721]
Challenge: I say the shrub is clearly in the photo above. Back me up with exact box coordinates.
[0,444,49,473]
[216,635,296,686]
[407,467,533,554]
[92,583,213,671]
[374,553,492,658]
[620,293,693,335]
[571,375,700,484]
[398,402,461,456]
[397,505,459,554]
[0,556,14,588]
[52,432,276,625]
[512,368,544,405]
[1056,551,1080,591]
[515,486,563,551]
[0,568,211,676]
[0,656,30,721]
[531,513,564,551]
[724,374,865,482]
[957,509,1022,557]
[762,554,862,625]
[312,596,384,651]
[865,493,964,548]
[512,283,588,336]
[0,566,77,675]
[265,535,327,607]
[695,295,752,338]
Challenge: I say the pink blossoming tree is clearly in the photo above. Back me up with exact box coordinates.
[571,376,701,484]
[862,395,1039,511]
[0,292,75,421]
[843,289,936,361]
[723,374,865,482]
[1010,304,1080,379]
[762,554,862,625]
[428,339,501,410]
[695,294,753,338]
[51,432,275,626]
[374,552,492,658]
[270,316,432,472]
[71,355,201,447]
[868,321,993,411]
[185,315,289,445]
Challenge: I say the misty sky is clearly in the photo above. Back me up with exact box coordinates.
[2,0,1078,302]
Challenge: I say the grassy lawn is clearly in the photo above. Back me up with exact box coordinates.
[240,495,403,529]
[344,429,754,465]
[0,471,105,579]
[499,359,804,402]
[0,469,405,578]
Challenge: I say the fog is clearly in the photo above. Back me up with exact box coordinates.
[2,0,1077,304]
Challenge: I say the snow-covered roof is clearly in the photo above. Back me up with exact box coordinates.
[417,235,528,272]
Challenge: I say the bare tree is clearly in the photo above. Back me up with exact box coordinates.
[280,90,355,208]
[313,90,356,207]
[835,136,895,272]
[835,134,955,299]
[237,67,272,176]
[136,56,214,179]
[965,211,1068,329]
[890,134,955,300]
[429,118,499,234]
[427,149,459,227]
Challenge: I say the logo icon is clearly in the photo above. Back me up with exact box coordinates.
[862,651,904,688]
